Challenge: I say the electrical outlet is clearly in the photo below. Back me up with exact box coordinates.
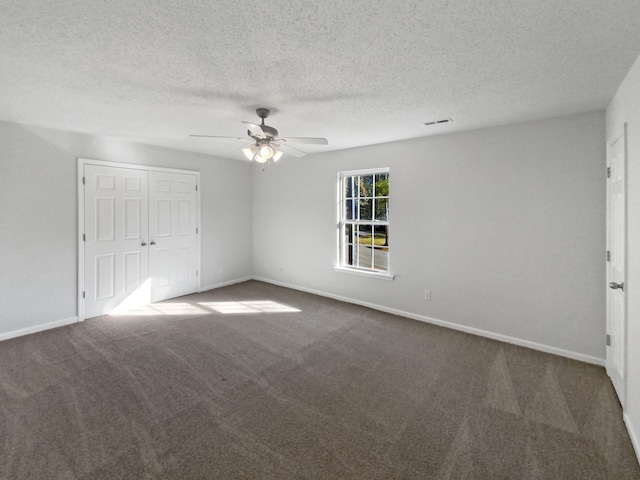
[424,289,431,301]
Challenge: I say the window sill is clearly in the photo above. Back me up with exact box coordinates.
[333,266,395,281]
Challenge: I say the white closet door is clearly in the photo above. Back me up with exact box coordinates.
[84,165,149,318]
[149,171,198,302]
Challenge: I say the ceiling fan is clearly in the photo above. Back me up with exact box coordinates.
[190,108,328,163]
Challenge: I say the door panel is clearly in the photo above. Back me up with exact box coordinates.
[124,198,142,239]
[177,247,191,282]
[84,165,149,318]
[178,201,191,234]
[124,251,142,293]
[96,254,115,299]
[156,199,172,236]
[124,176,141,191]
[96,198,115,241]
[96,173,115,190]
[606,125,627,408]
[156,248,171,287]
[149,171,198,302]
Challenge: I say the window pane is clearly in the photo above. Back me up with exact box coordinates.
[346,243,355,267]
[345,177,354,198]
[375,198,388,221]
[356,224,373,246]
[344,224,355,267]
[374,225,388,247]
[346,199,354,220]
[345,223,354,244]
[358,175,373,197]
[356,244,374,269]
[375,174,389,196]
[373,247,389,271]
[358,199,373,221]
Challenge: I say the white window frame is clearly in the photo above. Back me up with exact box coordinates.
[334,168,394,280]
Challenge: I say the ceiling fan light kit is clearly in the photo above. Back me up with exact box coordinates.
[190,107,328,165]
[241,142,283,163]
[272,150,284,162]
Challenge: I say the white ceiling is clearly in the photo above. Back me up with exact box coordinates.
[1,0,640,160]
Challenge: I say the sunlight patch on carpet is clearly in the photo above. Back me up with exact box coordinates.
[199,300,301,314]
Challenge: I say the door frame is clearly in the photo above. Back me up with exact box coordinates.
[605,124,628,407]
[77,158,201,321]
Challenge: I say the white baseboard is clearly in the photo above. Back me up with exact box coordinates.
[0,316,79,342]
[199,276,253,293]
[625,413,640,465]
[252,276,605,367]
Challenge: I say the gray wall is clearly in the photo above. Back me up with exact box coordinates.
[0,121,253,338]
[607,51,640,459]
[253,111,606,362]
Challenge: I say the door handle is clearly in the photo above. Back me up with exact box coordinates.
[150,241,156,245]
[141,242,147,247]
[609,281,624,290]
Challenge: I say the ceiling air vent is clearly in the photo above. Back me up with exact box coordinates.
[423,118,452,126]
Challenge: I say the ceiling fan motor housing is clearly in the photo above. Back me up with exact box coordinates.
[256,107,270,119]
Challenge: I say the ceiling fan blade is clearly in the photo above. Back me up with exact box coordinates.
[279,143,306,158]
[278,136,328,145]
[241,121,266,138]
[189,135,248,141]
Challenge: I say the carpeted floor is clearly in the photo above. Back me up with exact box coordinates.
[0,280,638,479]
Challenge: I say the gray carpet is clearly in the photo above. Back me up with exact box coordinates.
[0,280,638,479]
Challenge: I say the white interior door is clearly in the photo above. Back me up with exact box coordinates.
[606,125,627,408]
[149,171,198,302]
[84,165,150,318]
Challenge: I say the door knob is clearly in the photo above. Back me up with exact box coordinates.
[609,281,624,290]
[141,242,147,247]
[150,241,156,245]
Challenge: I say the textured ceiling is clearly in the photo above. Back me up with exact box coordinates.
[1,0,640,160]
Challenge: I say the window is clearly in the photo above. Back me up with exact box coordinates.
[337,169,390,276]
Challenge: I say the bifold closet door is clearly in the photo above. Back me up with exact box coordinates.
[148,171,198,303]
[84,165,150,318]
